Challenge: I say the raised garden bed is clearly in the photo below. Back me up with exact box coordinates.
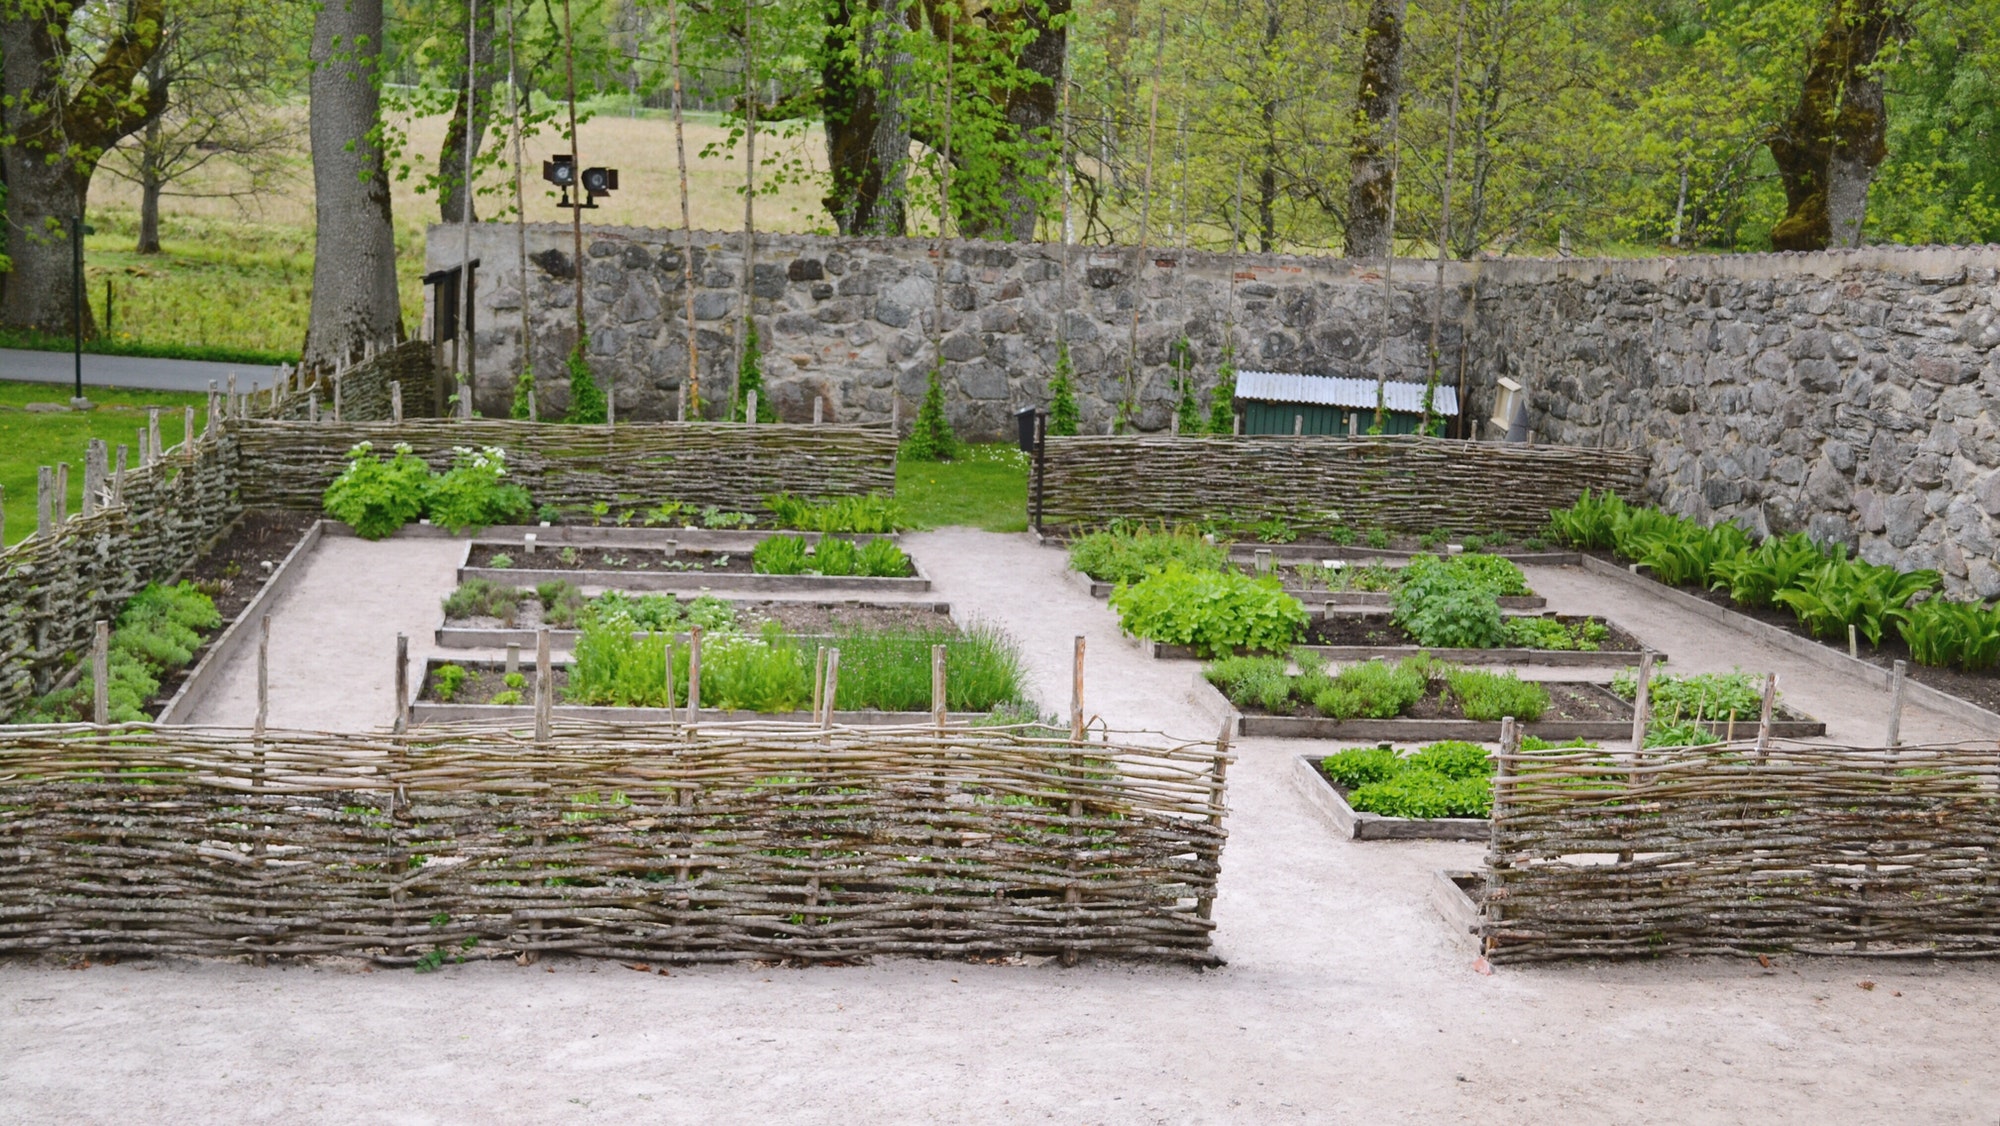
[1431,869,1487,951]
[1189,669,1824,740]
[409,658,986,726]
[1065,565,1546,610]
[437,598,957,650]
[1581,553,2000,729]
[458,539,932,594]
[156,511,323,722]
[1135,613,1654,667]
[1289,753,1488,841]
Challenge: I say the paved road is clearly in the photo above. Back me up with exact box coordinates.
[0,347,283,395]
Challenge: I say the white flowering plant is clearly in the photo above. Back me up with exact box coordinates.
[322,441,431,539]
[425,445,531,533]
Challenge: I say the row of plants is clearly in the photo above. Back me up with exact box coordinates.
[1067,521,1554,582]
[1551,490,1999,672]
[442,579,738,633]
[1608,668,1769,748]
[1108,565,1310,658]
[323,443,532,539]
[12,582,222,723]
[565,620,1027,713]
[1204,652,1552,722]
[750,535,912,577]
[1316,735,1596,819]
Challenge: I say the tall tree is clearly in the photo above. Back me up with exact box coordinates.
[438,0,498,222]
[0,0,168,333]
[1345,0,1404,257]
[822,0,913,234]
[1769,0,1906,249]
[303,0,403,370]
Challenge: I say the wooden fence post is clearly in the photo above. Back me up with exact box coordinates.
[333,374,343,422]
[506,643,519,675]
[535,627,552,743]
[812,645,826,720]
[747,389,758,425]
[391,381,404,423]
[255,615,270,740]
[1196,716,1231,922]
[1070,635,1085,741]
[1754,672,1776,764]
[36,466,51,538]
[207,381,220,435]
[820,648,840,730]
[0,484,6,544]
[664,642,676,710]
[53,463,68,525]
[82,440,105,516]
[111,445,126,506]
[1886,660,1907,749]
[1628,650,1654,753]
[393,632,409,733]
[931,643,947,731]
[812,398,823,425]
[686,625,703,723]
[309,389,320,422]
[148,407,162,463]
[92,620,109,725]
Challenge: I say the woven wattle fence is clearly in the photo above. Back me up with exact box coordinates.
[0,425,240,717]
[0,719,1229,964]
[1038,434,1647,535]
[231,418,899,514]
[1484,739,2000,962]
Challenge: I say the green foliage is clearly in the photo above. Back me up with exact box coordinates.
[1443,667,1548,722]
[752,535,810,575]
[425,446,532,534]
[1546,488,1629,550]
[1172,338,1204,434]
[1364,528,1392,550]
[1773,556,1941,646]
[901,361,959,462]
[1502,616,1607,651]
[1203,654,1295,712]
[566,338,607,424]
[764,493,910,533]
[1047,342,1081,437]
[537,580,589,629]
[813,536,861,576]
[733,318,775,422]
[1392,555,1507,649]
[1208,358,1236,435]
[1708,532,1827,609]
[1110,565,1308,657]
[1446,553,1530,596]
[1250,518,1297,544]
[1894,597,2000,672]
[1405,740,1494,780]
[1612,669,1765,722]
[433,664,468,703]
[823,625,1027,712]
[19,581,227,722]
[1067,524,1227,583]
[1643,721,1722,750]
[510,370,535,420]
[582,591,738,634]
[1629,517,1752,587]
[1318,746,1403,789]
[321,441,430,539]
[1309,657,1432,719]
[442,578,526,624]
[752,535,911,577]
[856,538,911,577]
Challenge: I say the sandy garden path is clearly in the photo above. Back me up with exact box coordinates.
[6,530,1999,1123]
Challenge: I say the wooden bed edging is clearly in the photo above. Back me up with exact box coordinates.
[158,519,326,724]
[1289,754,1490,841]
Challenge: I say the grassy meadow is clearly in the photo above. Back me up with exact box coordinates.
[0,382,210,546]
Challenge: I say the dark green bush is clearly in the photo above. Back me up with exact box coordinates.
[1895,597,2000,671]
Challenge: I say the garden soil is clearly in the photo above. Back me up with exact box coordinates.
[7,535,1999,1123]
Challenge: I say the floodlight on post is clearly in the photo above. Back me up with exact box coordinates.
[543,154,618,210]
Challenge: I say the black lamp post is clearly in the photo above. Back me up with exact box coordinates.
[71,215,95,406]
[1015,406,1045,532]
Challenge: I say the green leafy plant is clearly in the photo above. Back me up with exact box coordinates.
[733,317,775,422]
[752,535,811,575]
[856,538,912,577]
[902,360,959,462]
[1612,669,1766,721]
[443,579,526,625]
[20,581,223,723]
[1774,555,1941,646]
[1502,616,1608,651]
[764,493,910,533]
[1067,524,1227,584]
[812,536,861,576]
[1546,488,1629,550]
[1207,357,1236,435]
[433,664,468,703]
[1444,553,1530,597]
[1318,746,1403,789]
[322,441,430,539]
[1443,667,1548,722]
[1630,518,1751,587]
[536,580,589,628]
[1347,770,1492,819]
[1405,740,1493,780]
[566,337,607,424]
[1643,720,1722,749]
[1708,532,1828,608]
[1047,341,1081,437]
[510,369,535,420]
[488,552,514,569]
[1392,555,1507,649]
[1109,564,1308,657]
[425,446,532,534]
[701,507,756,530]
[1364,528,1392,549]
[1203,654,1296,712]
[1250,518,1298,544]
[1309,656,1433,719]
[1893,597,2000,671]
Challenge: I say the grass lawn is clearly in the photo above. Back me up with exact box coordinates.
[0,382,210,546]
[897,444,1030,533]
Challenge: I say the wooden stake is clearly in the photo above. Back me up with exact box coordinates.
[1196,715,1231,921]
[664,642,676,709]
[207,381,220,434]
[812,398,823,425]
[148,407,162,464]
[812,645,826,719]
[112,445,126,505]
[255,615,271,740]
[309,390,320,422]
[1886,659,1907,749]
[506,643,520,675]
[182,406,195,460]
[820,647,840,730]
[394,633,409,734]
[1071,635,1086,742]
[54,463,68,525]
[1755,672,1776,763]
[1848,623,1858,659]
[82,439,105,516]
[932,643,948,732]
[333,374,343,421]
[392,381,404,423]
[746,389,759,425]
[1293,414,1303,437]
[686,625,703,722]
[36,466,52,538]
[92,620,109,726]
[1628,650,1654,752]
[535,627,552,743]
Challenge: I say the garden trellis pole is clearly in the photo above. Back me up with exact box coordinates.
[739,0,758,419]
[668,0,700,416]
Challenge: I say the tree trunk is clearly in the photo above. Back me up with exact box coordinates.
[1769,0,1901,251]
[438,0,498,223]
[1345,0,1405,259]
[137,115,165,254]
[1258,0,1278,252]
[988,0,1068,241]
[0,0,165,333]
[822,0,911,235]
[304,0,403,370]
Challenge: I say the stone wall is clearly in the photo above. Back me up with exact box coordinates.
[435,224,1468,441]
[439,226,2000,596]
[1473,247,2000,597]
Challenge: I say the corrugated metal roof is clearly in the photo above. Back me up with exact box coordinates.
[1235,370,1459,416]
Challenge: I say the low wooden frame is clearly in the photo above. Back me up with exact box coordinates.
[0,719,1230,965]
[1289,754,1488,841]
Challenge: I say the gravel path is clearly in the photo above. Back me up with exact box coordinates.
[7,530,2000,1123]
